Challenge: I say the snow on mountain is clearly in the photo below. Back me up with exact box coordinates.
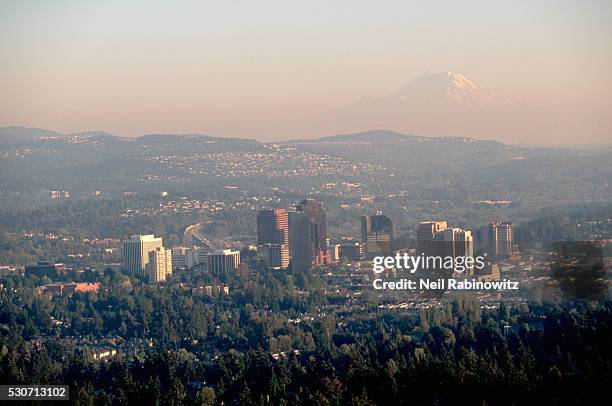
[325,71,517,140]
[391,71,504,109]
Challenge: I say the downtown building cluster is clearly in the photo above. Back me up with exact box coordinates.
[170,247,241,276]
[122,235,241,283]
[415,220,515,276]
[256,199,331,272]
[122,198,335,280]
[121,200,514,281]
[256,200,395,271]
[122,235,173,283]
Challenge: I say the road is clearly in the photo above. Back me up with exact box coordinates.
[183,222,216,250]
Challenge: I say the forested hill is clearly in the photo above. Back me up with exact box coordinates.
[1,126,610,211]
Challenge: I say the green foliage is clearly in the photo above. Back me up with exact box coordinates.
[0,265,610,405]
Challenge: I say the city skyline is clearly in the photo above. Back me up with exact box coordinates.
[1,2,610,403]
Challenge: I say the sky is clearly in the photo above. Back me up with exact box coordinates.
[0,0,611,144]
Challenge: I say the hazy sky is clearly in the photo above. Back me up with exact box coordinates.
[1,0,610,143]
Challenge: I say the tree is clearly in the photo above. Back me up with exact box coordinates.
[198,387,216,406]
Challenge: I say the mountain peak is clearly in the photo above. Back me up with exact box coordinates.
[392,71,503,109]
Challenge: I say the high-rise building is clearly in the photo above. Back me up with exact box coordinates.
[257,209,289,246]
[362,212,394,256]
[256,209,290,269]
[474,227,487,255]
[416,221,448,255]
[208,249,241,276]
[258,243,290,269]
[122,235,163,278]
[432,227,474,275]
[171,246,198,270]
[196,247,209,267]
[289,211,313,272]
[339,242,365,261]
[417,221,474,275]
[289,199,328,271]
[496,222,514,257]
[171,247,187,269]
[433,228,473,257]
[371,213,393,235]
[295,199,327,255]
[329,243,341,262]
[360,215,369,244]
[147,247,173,283]
[476,222,514,258]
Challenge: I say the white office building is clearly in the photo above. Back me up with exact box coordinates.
[147,247,173,283]
[122,234,163,278]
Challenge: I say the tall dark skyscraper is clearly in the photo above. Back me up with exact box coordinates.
[476,222,514,258]
[496,222,514,257]
[256,209,290,269]
[295,199,327,255]
[289,199,328,271]
[257,209,289,246]
[360,215,369,244]
[371,213,393,235]
[417,221,474,275]
[416,221,448,255]
[362,212,394,256]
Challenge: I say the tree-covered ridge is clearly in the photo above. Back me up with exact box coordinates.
[1,126,610,212]
[515,202,612,242]
[0,265,610,405]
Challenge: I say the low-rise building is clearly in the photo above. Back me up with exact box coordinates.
[36,282,100,296]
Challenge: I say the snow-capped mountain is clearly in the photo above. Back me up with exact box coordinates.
[327,71,517,140]
[390,71,504,109]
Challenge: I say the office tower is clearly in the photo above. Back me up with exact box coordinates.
[417,221,474,275]
[478,222,497,256]
[426,228,474,257]
[362,212,394,256]
[186,248,197,269]
[496,222,514,257]
[122,235,163,278]
[195,247,209,266]
[257,209,289,246]
[257,209,290,269]
[208,249,241,276]
[289,211,313,272]
[295,199,327,256]
[289,199,328,271]
[171,247,187,269]
[432,228,474,275]
[147,247,173,283]
[258,243,290,269]
[416,221,448,255]
[474,228,485,254]
[476,222,514,258]
[329,243,341,261]
[171,247,198,270]
[339,242,365,261]
[371,213,393,235]
[360,215,369,244]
